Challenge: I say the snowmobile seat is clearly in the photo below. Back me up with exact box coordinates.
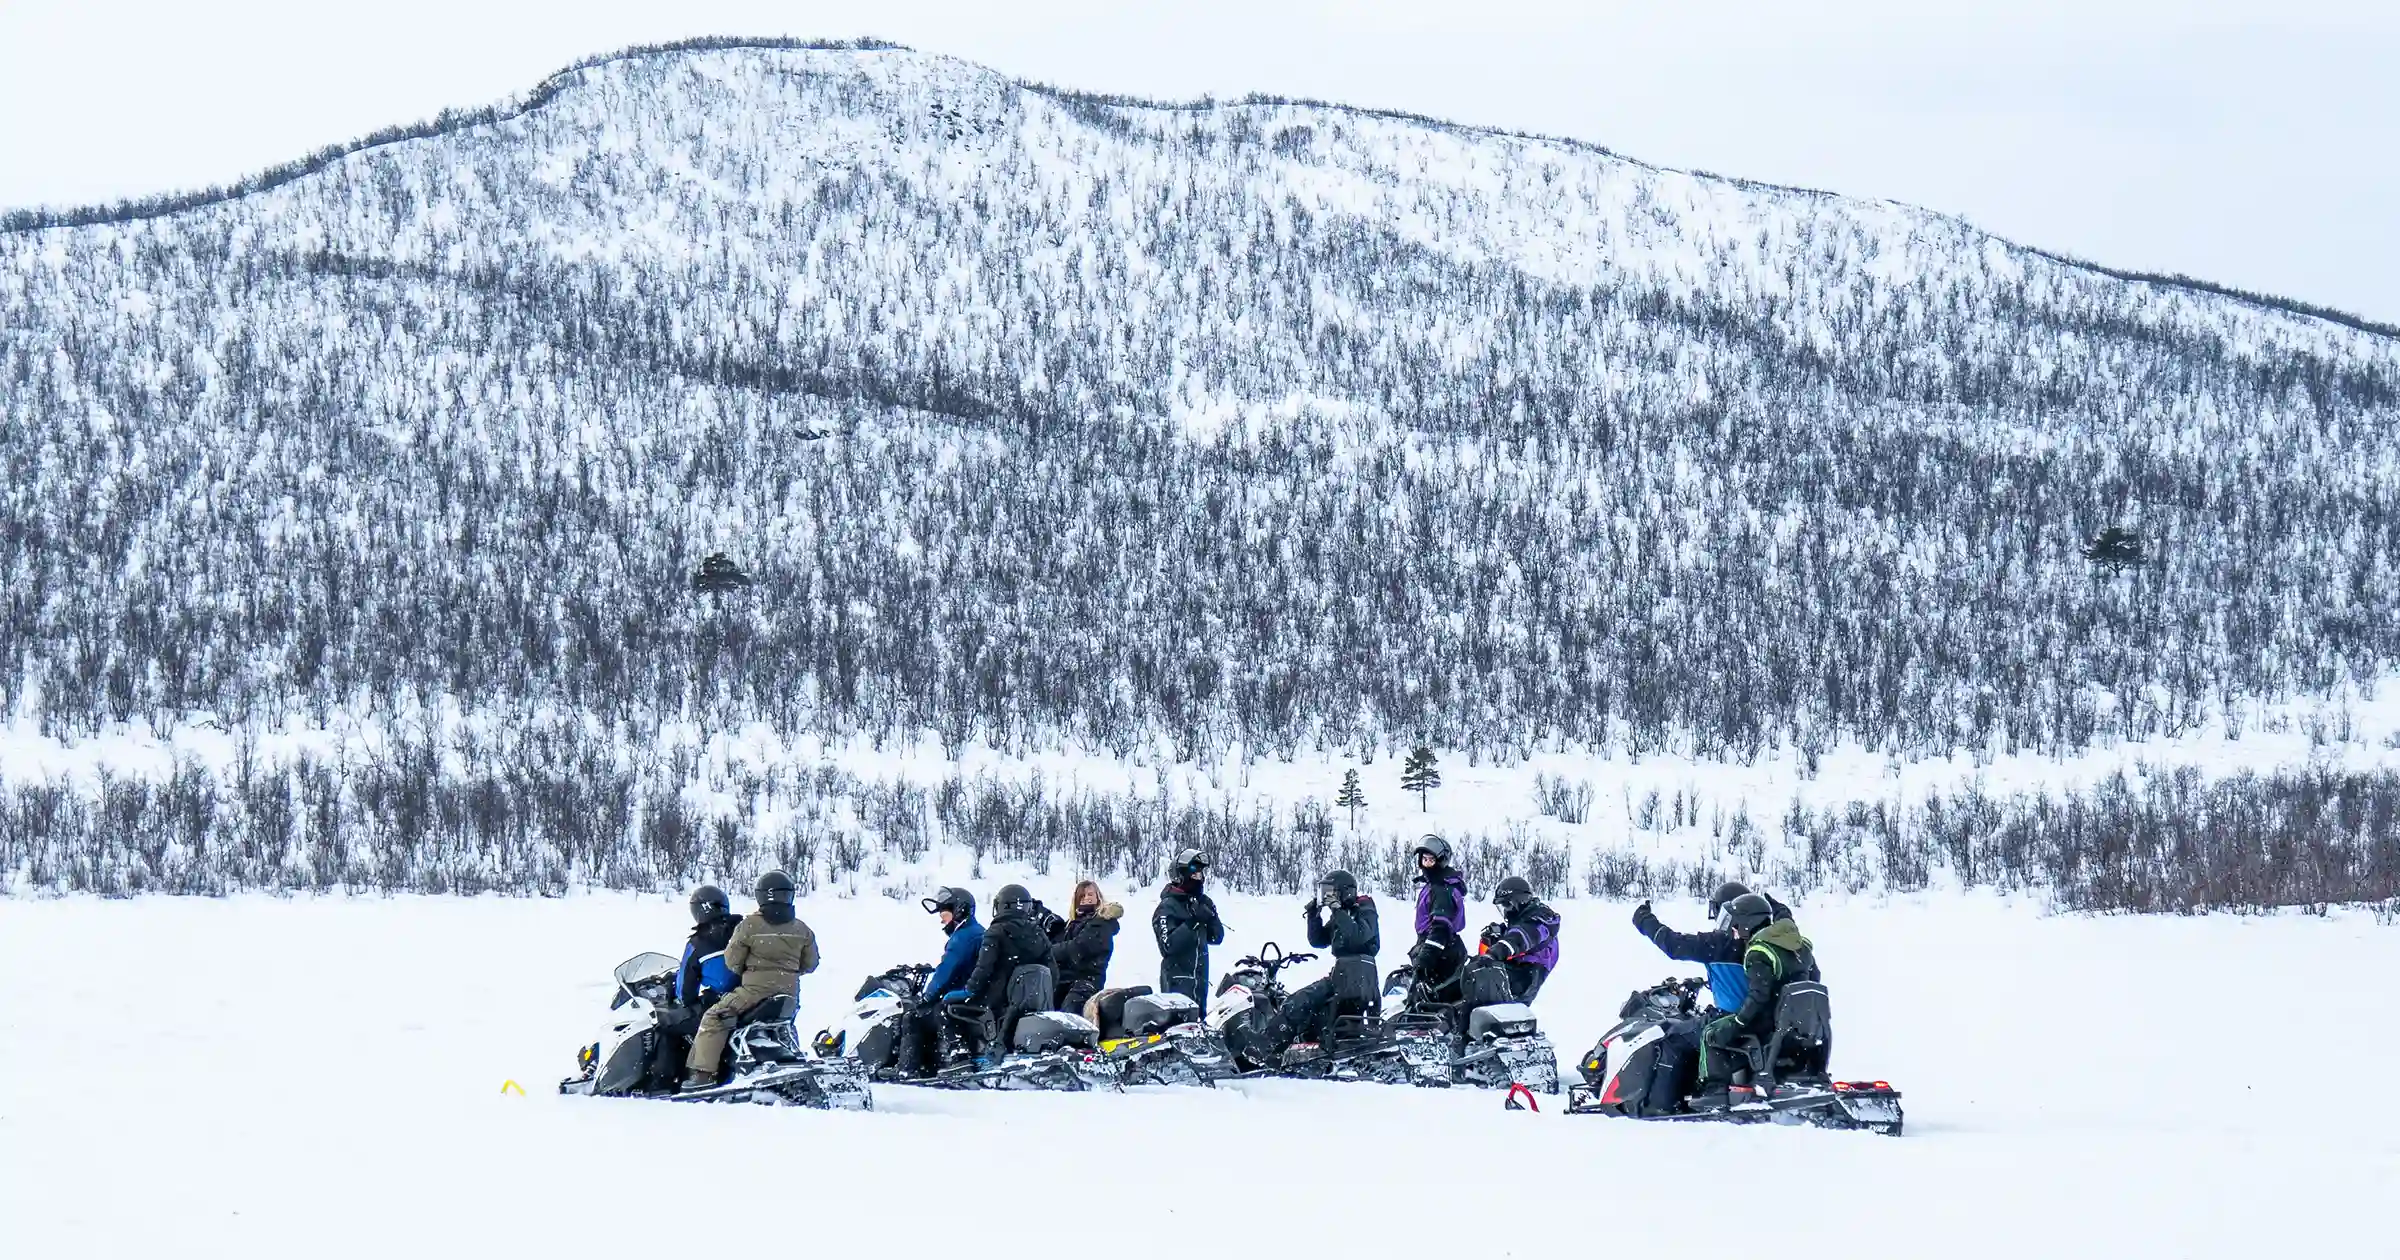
[1121,991,1201,1037]
[1011,1010,1100,1054]
[1466,1002,1537,1041]
[1460,956,1517,1008]
[741,994,798,1026]
[1745,981,1833,1089]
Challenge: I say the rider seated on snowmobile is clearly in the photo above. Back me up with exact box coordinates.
[1697,893,1820,1104]
[896,886,984,1077]
[1049,879,1121,1013]
[940,883,1055,1064]
[648,885,744,1084]
[1631,880,1794,1017]
[1477,875,1561,1003]
[681,871,819,1091]
[1275,870,1381,1053]
[1408,837,1469,1002]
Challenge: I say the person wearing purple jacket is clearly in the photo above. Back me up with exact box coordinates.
[1409,836,1471,1000]
[1479,876,1561,1003]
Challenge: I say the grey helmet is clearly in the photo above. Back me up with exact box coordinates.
[1723,892,1776,934]
[1172,848,1210,882]
[1412,835,1453,865]
[753,870,797,906]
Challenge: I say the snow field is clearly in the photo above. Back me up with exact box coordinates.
[3,890,2394,1258]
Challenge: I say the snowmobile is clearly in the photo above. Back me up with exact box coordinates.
[1378,956,1561,1095]
[1084,987,1237,1087]
[811,961,1118,1092]
[1207,942,1415,1083]
[559,951,872,1110]
[1561,975,1902,1134]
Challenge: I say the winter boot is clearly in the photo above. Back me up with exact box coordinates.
[678,1070,716,1093]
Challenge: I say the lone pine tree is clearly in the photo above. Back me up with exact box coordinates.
[1400,746,1442,813]
[1335,768,1367,830]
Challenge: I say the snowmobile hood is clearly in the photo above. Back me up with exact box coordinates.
[1749,919,1811,954]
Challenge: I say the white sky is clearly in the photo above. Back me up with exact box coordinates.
[2,0,2394,321]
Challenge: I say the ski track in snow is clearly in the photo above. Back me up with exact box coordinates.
[3,890,2394,1257]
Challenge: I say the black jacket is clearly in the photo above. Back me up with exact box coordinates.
[1153,879,1224,985]
[1731,920,1821,1032]
[1051,901,1122,996]
[1305,896,1380,959]
[964,907,1054,1010]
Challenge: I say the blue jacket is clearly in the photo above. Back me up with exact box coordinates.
[676,914,743,1004]
[1632,895,1792,1013]
[925,914,986,998]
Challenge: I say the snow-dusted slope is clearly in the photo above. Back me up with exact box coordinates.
[4,40,2398,899]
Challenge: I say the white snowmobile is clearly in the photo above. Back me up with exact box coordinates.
[811,961,1118,1091]
[1560,975,1902,1134]
[1207,942,1415,1083]
[1084,986,1236,1087]
[1378,954,1561,1095]
[559,951,872,1110]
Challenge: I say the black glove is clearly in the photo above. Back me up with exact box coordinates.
[1303,898,1321,916]
[1704,1018,1741,1048]
[1631,900,1660,936]
[1479,922,1504,947]
[1488,937,1517,961]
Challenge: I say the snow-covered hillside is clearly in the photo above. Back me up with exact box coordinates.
[4,890,2394,1257]
[3,39,2398,902]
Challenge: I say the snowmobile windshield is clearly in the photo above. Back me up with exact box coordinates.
[613,952,680,993]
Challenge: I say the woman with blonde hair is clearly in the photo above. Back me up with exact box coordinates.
[1049,878,1122,1012]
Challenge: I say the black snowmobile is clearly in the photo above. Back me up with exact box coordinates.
[1206,943,1415,1083]
[559,952,872,1110]
[1561,975,1902,1134]
[812,961,1118,1091]
[1378,955,1561,1094]
[1085,986,1237,1087]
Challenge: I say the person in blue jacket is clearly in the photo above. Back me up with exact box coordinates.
[649,885,743,1087]
[897,886,985,1076]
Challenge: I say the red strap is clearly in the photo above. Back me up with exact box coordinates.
[1504,1082,1541,1112]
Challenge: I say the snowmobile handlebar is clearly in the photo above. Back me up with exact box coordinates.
[1234,942,1318,977]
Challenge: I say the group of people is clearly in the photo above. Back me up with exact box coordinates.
[656,836,1573,1087]
[1629,879,1821,1106]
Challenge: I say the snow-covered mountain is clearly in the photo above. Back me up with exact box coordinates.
[4,39,2398,899]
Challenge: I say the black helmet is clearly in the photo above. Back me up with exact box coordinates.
[754,870,797,905]
[1317,869,1360,905]
[922,886,975,919]
[1412,835,1452,865]
[994,883,1034,914]
[688,884,730,923]
[1723,892,1775,934]
[1172,848,1210,882]
[1708,880,1753,922]
[1492,875,1535,912]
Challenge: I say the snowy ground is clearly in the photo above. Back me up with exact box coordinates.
[4,889,2394,1258]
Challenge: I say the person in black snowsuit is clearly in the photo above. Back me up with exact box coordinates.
[650,885,743,1087]
[1697,894,1821,1102]
[1275,870,1380,1052]
[1153,849,1225,1004]
[1407,836,1470,1003]
[948,883,1055,1059]
[1477,875,1562,1003]
[1049,878,1121,1013]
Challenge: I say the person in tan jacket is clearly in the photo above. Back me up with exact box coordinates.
[681,870,819,1090]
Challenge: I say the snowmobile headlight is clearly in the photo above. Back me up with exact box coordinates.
[579,1042,597,1069]
[1584,1056,1601,1071]
[812,1030,846,1059]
